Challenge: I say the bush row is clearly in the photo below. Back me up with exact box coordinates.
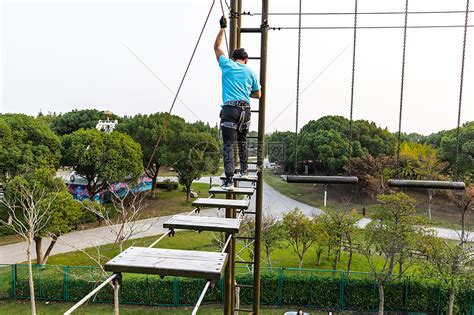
[7,268,473,314]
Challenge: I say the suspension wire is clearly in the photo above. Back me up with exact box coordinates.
[294,0,303,174]
[455,0,470,182]
[269,24,474,30]
[396,0,410,178]
[145,0,216,172]
[219,0,231,55]
[244,10,474,16]
[348,0,358,162]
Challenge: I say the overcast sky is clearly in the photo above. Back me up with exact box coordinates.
[1,0,473,135]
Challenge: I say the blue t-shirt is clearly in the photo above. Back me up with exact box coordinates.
[219,55,260,105]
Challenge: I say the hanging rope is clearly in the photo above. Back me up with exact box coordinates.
[219,0,230,55]
[455,0,470,182]
[348,0,358,160]
[145,0,216,172]
[294,0,303,174]
[396,0,409,178]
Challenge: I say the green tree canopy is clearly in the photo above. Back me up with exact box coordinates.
[0,114,61,179]
[266,131,296,171]
[439,121,473,183]
[116,113,188,187]
[297,116,394,174]
[173,131,220,201]
[4,168,83,265]
[51,109,119,136]
[362,193,433,315]
[61,129,143,201]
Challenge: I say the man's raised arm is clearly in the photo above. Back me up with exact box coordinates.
[214,16,227,61]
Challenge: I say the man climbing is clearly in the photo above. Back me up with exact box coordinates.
[214,16,261,190]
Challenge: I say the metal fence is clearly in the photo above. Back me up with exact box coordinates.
[0,264,472,314]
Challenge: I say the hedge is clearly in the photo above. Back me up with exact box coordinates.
[2,264,473,314]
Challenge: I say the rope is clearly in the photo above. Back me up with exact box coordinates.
[294,0,303,174]
[145,0,216,172]
[455,0,470,182]
[396,0,409,178]
[245,10,474,16]
[348,0,358,161]
[219,0,230,55]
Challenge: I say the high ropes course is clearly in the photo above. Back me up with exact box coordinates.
[65,0,470,314]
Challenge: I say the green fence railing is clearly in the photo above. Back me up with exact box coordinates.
[0,264,473,314]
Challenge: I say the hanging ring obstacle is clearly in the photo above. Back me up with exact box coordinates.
[282,175,358,185]
[388,180,465,190]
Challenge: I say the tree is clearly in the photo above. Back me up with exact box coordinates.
[298,129,351,174]
[282,208,317,270]
[399,141,447,220]
[321,209,358,272]
[51,109,119,136]
[0,114,61,179]
[0,176,57,315]
[85,186,149,252]
[297,116,394,174]
[345,154,395,198]
[61,129,143,202]
[439,121,473,183]
[426,239,473,315]
[261,214,283,271]
[116,113,188,190]
[35,191,83,264]
[447,186,473,245]
[174,132,220,201]
[4,168,83,265]
[362,193,433,315]
[266,131,296,172]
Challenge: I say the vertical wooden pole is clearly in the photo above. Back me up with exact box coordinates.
[113,273,121,315]
[253,1,269,314]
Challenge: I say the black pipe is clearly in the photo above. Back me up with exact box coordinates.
[388,179,466,190]
[283,175,359,184]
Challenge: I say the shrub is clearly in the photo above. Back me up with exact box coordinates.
[156,179,179,191]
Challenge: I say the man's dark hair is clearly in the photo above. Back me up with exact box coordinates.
[232,48,248,61]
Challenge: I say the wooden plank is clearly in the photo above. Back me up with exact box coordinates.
[209,187,255,196]
[104,247,227,280]
[192,198,250,209]
[220,174,258,183]
[163,215,242,233]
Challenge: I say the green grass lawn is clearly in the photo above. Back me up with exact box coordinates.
[264,171,468,230]
[0,301,322,315]
[46,230,429,277]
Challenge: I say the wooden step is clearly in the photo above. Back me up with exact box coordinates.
[209,187,255,196]
[104,247,227,280]
[192,198,250,210]
[220,174,258,183]
[163,215,242,233]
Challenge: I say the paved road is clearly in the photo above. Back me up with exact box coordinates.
[0,176,470,264]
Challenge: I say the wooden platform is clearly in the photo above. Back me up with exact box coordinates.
[104,247,227,280]
[220,174,258,183]
[163,215,242,233]
[209,187,255,196]
[192,198,250,210]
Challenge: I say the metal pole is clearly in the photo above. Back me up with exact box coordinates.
[253,1,269,314]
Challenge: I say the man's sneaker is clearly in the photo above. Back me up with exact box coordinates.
[240,171,249,179]
[221,178,235,191]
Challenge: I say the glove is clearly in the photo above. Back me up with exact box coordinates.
[220,16,227,29]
